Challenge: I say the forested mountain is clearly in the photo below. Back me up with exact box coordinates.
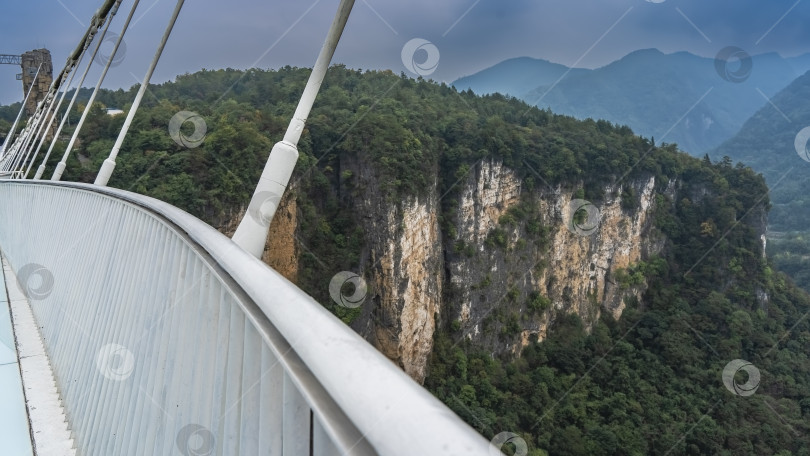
[712,70,810,292]
[454,49,810,155]
[8,67,810,455]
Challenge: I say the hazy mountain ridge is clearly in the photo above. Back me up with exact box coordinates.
[712,69,810,290]
[453,49,810,155]
[452,57,588,99]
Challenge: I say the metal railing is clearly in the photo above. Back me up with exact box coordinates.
[0,180,492,455]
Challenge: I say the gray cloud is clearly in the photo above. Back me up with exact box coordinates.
[1,0,808,105]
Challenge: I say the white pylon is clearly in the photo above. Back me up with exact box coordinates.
[232,0,356,258]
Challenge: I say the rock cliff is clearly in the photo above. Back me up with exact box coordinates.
[219,159,665,383]
[445,160,660,356]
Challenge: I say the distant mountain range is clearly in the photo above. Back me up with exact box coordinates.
[711,69,810,233]
[453,49,810,154]
[710,70,810,290]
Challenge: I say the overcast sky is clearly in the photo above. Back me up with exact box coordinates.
[0,0,808,105]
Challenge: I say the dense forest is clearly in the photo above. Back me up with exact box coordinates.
[3,67,810,455]
[429,153,810,454]
[712,70,810,292]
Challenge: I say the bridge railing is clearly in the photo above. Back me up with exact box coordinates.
[0,180,492,455]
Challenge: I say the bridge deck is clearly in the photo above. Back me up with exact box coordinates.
[1,253,75,455]
[0,255,34,456]
[0,181,493,455]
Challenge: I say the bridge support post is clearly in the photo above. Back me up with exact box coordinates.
[50,161,67,181]
[53,0,140,182]
[94,0,186,187]
[232,141,298,258]
[232,0,356,258]
[95,159,116,185]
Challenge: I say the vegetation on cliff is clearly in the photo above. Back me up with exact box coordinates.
[429,156,810,455]
[711,70,810,292]
[5,67,810,455]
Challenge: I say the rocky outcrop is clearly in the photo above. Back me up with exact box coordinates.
[361,196,441,383]
[261,190,299,281]
[445,160,660,355]
[218,159,663,382]
[345,157,443,384]
[216,188,299,283]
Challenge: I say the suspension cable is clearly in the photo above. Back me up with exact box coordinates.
[13,57,83,178]
[0,63,41,158]
[31,0,123,180]
[3,74,56,168]
[52,0,140,181]
[8,57,80,175]
[95,0,187,187]
[0,109,34,170]
[4,97,51,174]
[232,0,356,257]
[2,95,49,172]
[2,0,119,177]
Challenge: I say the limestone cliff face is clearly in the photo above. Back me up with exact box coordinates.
[446,159,660,355]
[353,195,442,383]
[218,159,663,381]
[261,190,299,281]
[344,156,443,384]
[216,188,299,283]
[216,173,442,383]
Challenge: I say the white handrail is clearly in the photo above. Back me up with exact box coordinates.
[0,180,493,455]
